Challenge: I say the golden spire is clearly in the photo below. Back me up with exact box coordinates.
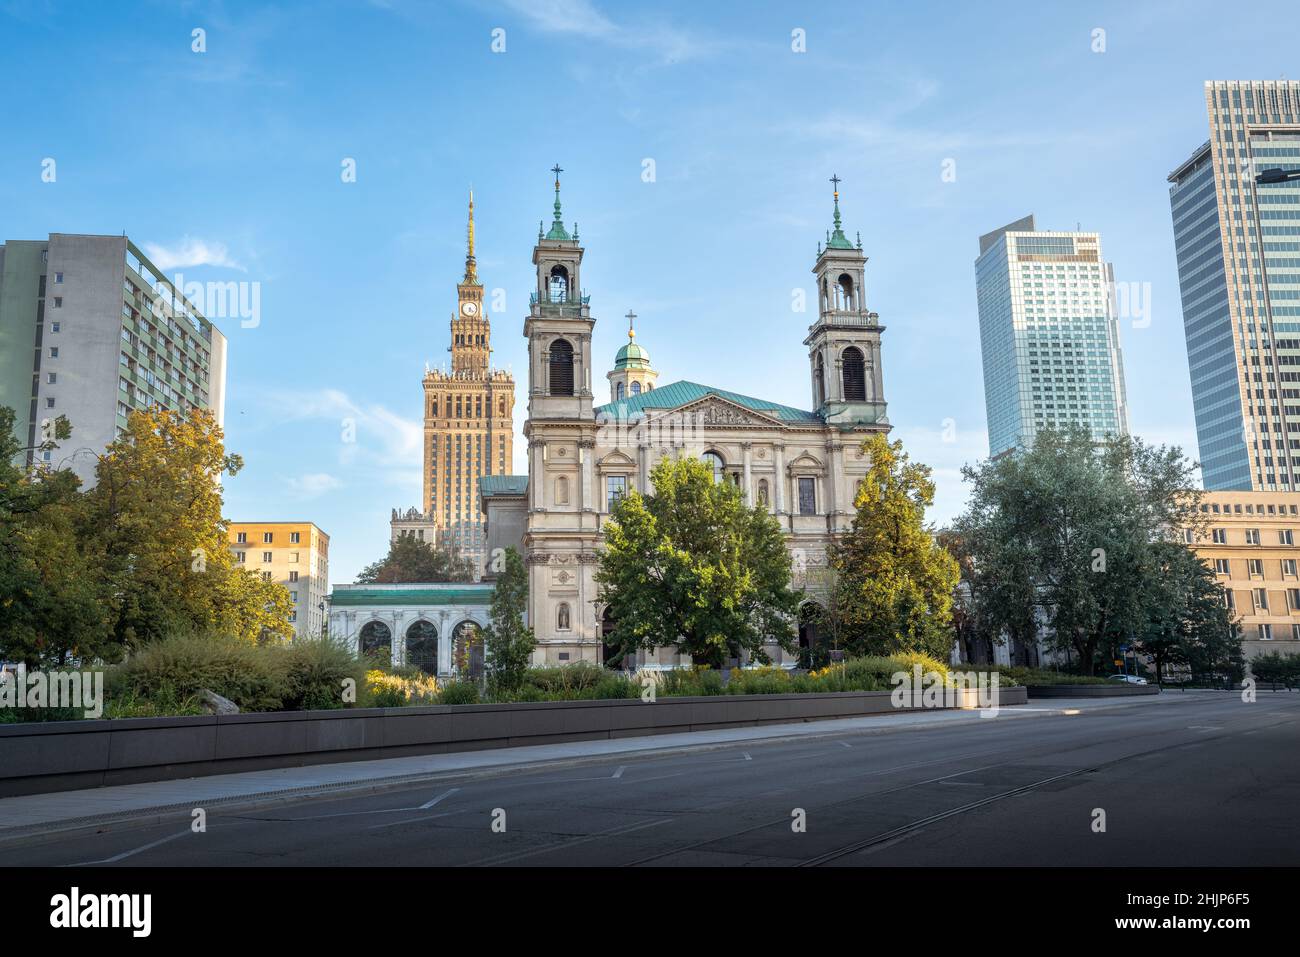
[463,186,479,284]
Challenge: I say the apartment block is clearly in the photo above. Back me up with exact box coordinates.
[1186,490,1300,659]
[228,522,330,639]
[0,234,227,486]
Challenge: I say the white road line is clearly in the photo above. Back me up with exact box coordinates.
[478,817,671,866]
[742,752,752,761]
[366,809,462,831]
[837,741,852,749]
[69,829,190,867]
[420,788,460,810]
[611,766,627,779]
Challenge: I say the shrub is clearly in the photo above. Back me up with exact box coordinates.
[364,669,438,708]
[279,637,368,710]
[658,666,724,697]
[439,680,480,705]
[724,665,793,695]
[114,631,287,712]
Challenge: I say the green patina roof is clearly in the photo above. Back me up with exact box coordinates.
[479,474,529,496]
[614,340,651,368]
[595,380,823,424]
[329,585,494,607]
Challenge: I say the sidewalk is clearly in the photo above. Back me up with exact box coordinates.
[0,693,1196,841]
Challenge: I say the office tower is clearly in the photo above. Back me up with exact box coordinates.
[1168,80,1300,490]
[974,215,1130,458]
[0,233,227,486]
[228,522,330,639]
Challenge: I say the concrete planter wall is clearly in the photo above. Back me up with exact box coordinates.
[1026,684,1160,699]
[0,686,1028,798]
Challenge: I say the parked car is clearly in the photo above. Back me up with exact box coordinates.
[1108,674,1149,685]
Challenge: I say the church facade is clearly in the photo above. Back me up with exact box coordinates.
[483,169,892,669]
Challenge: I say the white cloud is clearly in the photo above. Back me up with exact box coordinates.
[143,237,246,272]
[284,472,343,498]
[265,388,422,487]
[500,0,719,62]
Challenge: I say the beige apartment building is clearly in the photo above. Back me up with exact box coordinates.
[228,522,330,639]
[1187,490,1300,659]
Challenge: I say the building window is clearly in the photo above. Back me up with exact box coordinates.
[52,297,62,308]
[288,610,297,623]
[54,272,63,283]
[1281,529,1294,546]
[549,338,574,396]
[290,591,298,602]
[51,322,59,333]
[48,347,58,358]
[1249,558,1264,577]
[557,602,571,631]
[630,381,641,396]
[262,551,273,563]
[261,571,272,582]
[548,265,570,303]
[236,532,247,544]
[235,551,245,563]
[1214,558,1230,575]
[1253,587,1268,611]
[46,373,56,384]
[798,477,816,515]
[616,382,625,401]
[289,552,300,563]
[702,451,725,484]
[1246,528,1261,545]
[45,397,55,408]
[263,532,273,544]
[1285,559,1298,577]
[842,346,866,402]
[288,571,299,583]
[1212,528,1227,544]
[290,531,301,544]
[606,474,627,512]
[1259,623,1273,641]
[1289,588,1300,611]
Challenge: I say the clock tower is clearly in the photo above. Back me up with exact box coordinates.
[452,190,490,375]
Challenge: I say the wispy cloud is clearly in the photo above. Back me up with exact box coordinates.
[500,0,721,63]
[143,237,246,272]
[284,472,344,498]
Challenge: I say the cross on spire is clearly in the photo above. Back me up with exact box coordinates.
[625,309,637,339]
[830,173,841,195]
[545,163,571,240]
[826,172,852,249]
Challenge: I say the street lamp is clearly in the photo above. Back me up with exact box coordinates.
[1256,167,1300,184]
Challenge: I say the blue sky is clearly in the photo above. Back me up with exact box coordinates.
[0,0,1291,581]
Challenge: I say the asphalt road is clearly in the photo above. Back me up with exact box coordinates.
[8,692,1299,867]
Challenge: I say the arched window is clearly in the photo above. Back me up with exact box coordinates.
[548,265,569,303]
[842,346,866,402]
[838,274,854,310]
[646,382,653,391]
[630,381,641,396]
[555,476,569,505]
[702,450,725,484]
[405,620,438,676]
[557,602,571,631]
[498,397,505,415]
[549,338,574,396]
[616,382,625,401]
[453,620,483,679]
[359,620,392,661]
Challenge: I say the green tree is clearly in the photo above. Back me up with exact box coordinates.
[481,546,536,694]
[596,456,798,668]
[830,434,959,660]
[87,406,292,645]
[954,425,1202,675]
[356,534,476,584]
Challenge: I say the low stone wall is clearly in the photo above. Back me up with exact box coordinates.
[1027,684,1160,699]
[0,686,1028,798]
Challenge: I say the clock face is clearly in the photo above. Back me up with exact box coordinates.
[462,301,478,317]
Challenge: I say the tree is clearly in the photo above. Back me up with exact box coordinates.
[938,528,999,664]
[481,547,536,694]
[0,407,111,666]
[355,534,476,584]
[86,406,292,645]
[829,434,959,660]
[596,456,798,668]
[954,425,1201,675]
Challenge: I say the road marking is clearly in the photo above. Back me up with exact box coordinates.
[611,766,627,779]
[1187,726,1223,732]
[69,829,190,867]
[477,817,671,866]
[419,788,460,810]
[742,752,752,761]
[837,741,852,749]
[367,809,462,831]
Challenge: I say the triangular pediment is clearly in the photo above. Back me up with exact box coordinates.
[666,395,785,428]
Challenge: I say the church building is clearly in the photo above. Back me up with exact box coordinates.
[482,168,892,669]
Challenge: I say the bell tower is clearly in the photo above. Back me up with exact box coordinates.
[805,175,888,427]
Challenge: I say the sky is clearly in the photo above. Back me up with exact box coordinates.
[1,0,1293,582]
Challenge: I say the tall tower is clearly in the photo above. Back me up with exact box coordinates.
[1168,80,1300,491]
[606,310,658,402]
[804,176,887,427]
[522,165,602,664]
[415,190,516,575]
[974,215,1129,458]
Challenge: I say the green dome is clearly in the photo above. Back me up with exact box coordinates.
[615,339,651,369]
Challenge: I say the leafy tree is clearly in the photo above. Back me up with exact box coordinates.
[0,407,110,665]
[1250,651,1300,688]
[87,407,292,645]
[596,456,798,668]
[356,534,475,584]
[830,434,959,660]
[954,425,1201,675]
[481,547,535,694]
[937,527,999,664]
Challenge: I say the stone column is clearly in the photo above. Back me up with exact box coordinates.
[580,439,594,511]
[638,440,650,493]
[774,445,785,513]
[439,610,452,677]
[741,442,753,504]
[825,442,840,518]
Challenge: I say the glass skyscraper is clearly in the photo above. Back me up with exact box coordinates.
[1168,80,1300,491]
[974,215,1130,458]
